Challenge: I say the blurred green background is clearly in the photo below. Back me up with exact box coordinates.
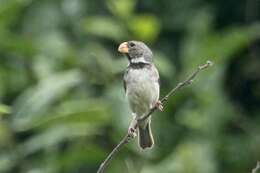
[0,0,260,173]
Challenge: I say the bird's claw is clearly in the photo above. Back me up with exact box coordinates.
[154,100,164,111]
[128,127,137,138]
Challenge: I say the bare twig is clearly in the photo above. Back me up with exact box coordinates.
[252,161,260,173]
[97,60,213,173]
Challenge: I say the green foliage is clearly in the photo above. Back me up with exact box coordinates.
[0,104,10,115]
[83,17,126,41]
[0,0,260,173]
[128,14,161,42]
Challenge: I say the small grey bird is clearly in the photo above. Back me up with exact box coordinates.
[118,41,162,149]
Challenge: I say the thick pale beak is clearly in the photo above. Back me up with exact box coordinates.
[118,42,129,53]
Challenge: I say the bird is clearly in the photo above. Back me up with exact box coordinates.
[118,41,162,149]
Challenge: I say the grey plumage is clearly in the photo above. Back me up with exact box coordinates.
[120,41,160,149]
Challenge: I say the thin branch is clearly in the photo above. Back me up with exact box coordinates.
[97,60,213,173]
[252,161,260,173]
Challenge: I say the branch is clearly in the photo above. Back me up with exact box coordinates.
[252,161,260,173]
[97,60,213,173]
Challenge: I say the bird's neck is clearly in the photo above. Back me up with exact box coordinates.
[130,56,151,64]
[128,56,152,69]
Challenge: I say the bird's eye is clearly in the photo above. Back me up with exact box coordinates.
[129,42,135,47]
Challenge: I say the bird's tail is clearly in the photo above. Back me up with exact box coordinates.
[138,121,154,149]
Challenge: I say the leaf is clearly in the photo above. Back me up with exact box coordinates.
[128,14,161,42]
[0,104,11,115]
[82,16,126,41]
[0,153,15,173]
[31,99,111,129]
[12,70,82,131]
[19,123,99,156]
[182,22,260,69]
[106,0,137,18]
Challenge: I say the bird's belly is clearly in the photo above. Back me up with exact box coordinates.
[126,74,159,116]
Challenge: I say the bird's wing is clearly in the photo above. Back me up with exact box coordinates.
[123,68,129,93]
[150,64,160,83]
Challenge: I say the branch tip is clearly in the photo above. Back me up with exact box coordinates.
[207,60,213,66]
[198,60,213,70]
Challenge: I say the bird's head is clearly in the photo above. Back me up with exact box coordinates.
[118,41,153,63]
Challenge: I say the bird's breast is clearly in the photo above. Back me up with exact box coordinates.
[125,68,159,115]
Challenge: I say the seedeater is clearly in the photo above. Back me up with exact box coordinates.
[118,41,162,149]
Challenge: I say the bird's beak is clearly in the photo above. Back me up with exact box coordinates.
[118,42,129,53]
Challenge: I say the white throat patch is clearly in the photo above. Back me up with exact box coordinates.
[130,57,148,64]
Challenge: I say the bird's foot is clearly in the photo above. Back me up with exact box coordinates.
[154,100,164,111]
[128,115,137,138]
[128,127,137,138]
